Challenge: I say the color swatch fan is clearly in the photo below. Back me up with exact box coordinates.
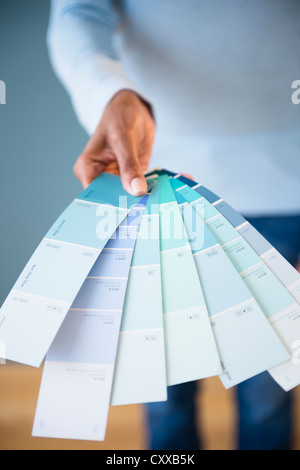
[0,169,299,442]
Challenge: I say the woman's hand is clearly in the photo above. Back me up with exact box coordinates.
[74,90,156,196]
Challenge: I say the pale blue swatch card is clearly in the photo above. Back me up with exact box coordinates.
[0,173,146,367]
[32,196,148,441]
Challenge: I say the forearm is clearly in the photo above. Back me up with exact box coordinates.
[48,0,149,135]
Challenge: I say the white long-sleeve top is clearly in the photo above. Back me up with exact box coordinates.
[48,0,300,216]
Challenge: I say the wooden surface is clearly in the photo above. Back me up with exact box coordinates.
[0,364,299,450]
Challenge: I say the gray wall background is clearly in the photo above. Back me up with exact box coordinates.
[0,0,88,306]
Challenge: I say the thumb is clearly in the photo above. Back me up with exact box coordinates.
[111,133,148,196]
[181,173,194,181]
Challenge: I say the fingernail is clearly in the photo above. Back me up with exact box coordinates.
[130,177,147,196]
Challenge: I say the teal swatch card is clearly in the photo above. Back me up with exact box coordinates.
[111,183,167,406]
[158,175,222,386]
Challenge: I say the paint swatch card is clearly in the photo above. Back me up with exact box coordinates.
[170,177,289,388]
[159,170,299,392]
[0,173,145,367]
[111,183,167,406]
[32,196,148,441]
[158,175,222,386]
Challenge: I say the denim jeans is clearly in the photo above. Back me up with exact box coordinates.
[145,215,300,450]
